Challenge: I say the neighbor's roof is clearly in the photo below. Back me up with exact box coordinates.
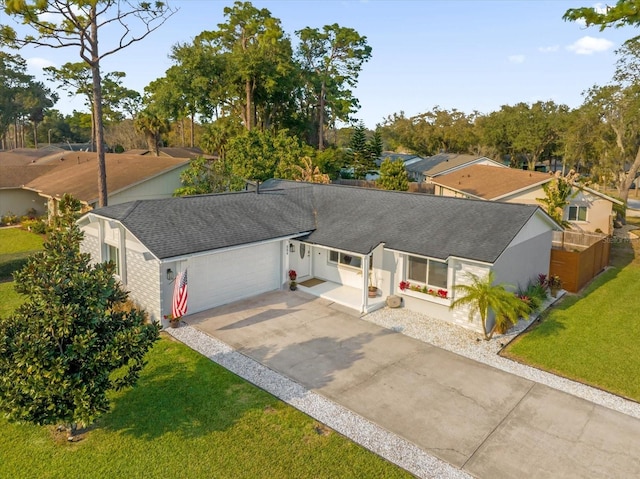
[123,147,216,159]
[404,153,496,177]
[432,164,552,200]
[24,152,189,203]
[88,180,549,263]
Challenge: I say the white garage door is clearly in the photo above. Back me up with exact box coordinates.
[187,242,282,314]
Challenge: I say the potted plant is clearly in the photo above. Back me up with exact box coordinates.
[368,271,378,297]
[164,314,180,328]
[548,275,562,297]
[288,269,297,291]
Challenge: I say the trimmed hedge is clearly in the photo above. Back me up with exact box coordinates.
[0,252,35,280]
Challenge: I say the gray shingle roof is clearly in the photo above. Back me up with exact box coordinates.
[91,189,316,259]
[404,153,488,176]
[90,181,544,263]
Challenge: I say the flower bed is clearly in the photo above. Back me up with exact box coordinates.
[398,281,451,306]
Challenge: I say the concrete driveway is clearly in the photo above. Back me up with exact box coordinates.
[186,291,640,478]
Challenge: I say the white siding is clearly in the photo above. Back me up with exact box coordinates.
[186,241,282,314]
[311,247,364,288]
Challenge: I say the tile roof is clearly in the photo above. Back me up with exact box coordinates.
[432,164,552,199]
[23,153,189,203]
[90,180,544,264]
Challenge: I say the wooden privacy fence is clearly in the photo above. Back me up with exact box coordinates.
[550,231,610,293]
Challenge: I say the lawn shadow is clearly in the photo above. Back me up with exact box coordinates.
[100,339,279,442]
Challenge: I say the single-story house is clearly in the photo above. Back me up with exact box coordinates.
[0,149,191,219]
[78,180,559,333]
[405,153,505,183]
[431,164,622,235]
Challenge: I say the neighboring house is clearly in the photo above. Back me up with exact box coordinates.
[432,164,622,235]
[404,153,505,183]
[124,147,216,160]
[375,152,425,168]
[78,180,558,334]
[0,149,190,219]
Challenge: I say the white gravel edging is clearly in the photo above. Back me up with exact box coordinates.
[166,325,471,479]
[364,296,640,420]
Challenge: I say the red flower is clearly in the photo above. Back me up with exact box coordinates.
[399,281,410,291]
[288,269,297,280]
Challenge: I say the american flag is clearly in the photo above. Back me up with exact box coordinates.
[172,269,188,318]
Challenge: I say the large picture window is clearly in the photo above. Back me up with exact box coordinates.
[407,256,447,289]
[328,250,362,269]
[568,205,587,222]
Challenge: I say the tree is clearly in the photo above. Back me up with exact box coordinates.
[296,23,372,150]
[174,157,243,196]
[292,156,330,184]
[135,107,170,156]
[44,63,140,149]
[563,1,640,30]
[536,171,579,227]
[377,158,409,191]
[0,195,160,439]
[225,129,313,182]
[449,271,529,340]
[2,1,177,207]
[195,1,295,132]
[346,121,376,179]
[0,51,57,149]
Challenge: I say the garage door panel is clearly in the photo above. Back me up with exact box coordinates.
[188,242,281,314]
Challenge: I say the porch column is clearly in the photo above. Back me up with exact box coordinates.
[361,254,369,313]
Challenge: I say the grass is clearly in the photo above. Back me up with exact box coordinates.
[0,227,45,280]
[0,266,410,478]
[0,336,411,478]
[0,227,44,255]
[504,217,640,401]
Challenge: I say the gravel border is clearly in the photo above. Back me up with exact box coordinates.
[166,325,471,479]
[365,294,640,420]
[166,285,640,479]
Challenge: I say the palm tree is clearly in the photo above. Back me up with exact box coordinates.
[450,271,530,340]
[134,108,169,156]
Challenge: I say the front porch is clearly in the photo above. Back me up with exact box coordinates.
[296,278,387,314]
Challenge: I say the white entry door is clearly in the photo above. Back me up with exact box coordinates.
[291,241,311,279]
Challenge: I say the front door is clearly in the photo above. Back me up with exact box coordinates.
[292,241,311,279]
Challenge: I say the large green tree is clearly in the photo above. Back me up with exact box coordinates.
[0,51,57,149]
[296,24,372,150]
[377,158,409,191]
[225,129,313,182]
[1,0,176,207]
[195,1,295,132]
[0,195,160,440]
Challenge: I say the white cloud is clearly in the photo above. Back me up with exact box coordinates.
[567,36,614,54]
[538,45,559,53]
[26,57,56,71]
[593,3,608,14]
[508,54,525,64]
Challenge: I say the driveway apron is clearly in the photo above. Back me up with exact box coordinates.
[186,291,640,478]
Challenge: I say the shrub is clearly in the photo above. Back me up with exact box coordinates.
[21,218,47,235]
[1,212,18,226]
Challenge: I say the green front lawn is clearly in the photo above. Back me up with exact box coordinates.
[504,224,640,401]
[0,227,45,279]
[0,336,410,478]
[0,282,22,318]
[0,227,44,255]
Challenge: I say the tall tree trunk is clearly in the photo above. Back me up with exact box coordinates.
[90,8,108,207]
[180,117,185,147]
[245,79,252,131]
[620,145,640,204]
[190,112,195,147]
[32,121,38,148]
[318,81,326,150]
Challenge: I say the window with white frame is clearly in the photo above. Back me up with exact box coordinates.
[328,250,362,269]
[106,244,120,276]
[407,255,447,289]
[568,205,587,222]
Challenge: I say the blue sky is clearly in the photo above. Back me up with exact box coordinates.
[9,0,638,128]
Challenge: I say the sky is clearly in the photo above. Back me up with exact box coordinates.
[4,0,639,129]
